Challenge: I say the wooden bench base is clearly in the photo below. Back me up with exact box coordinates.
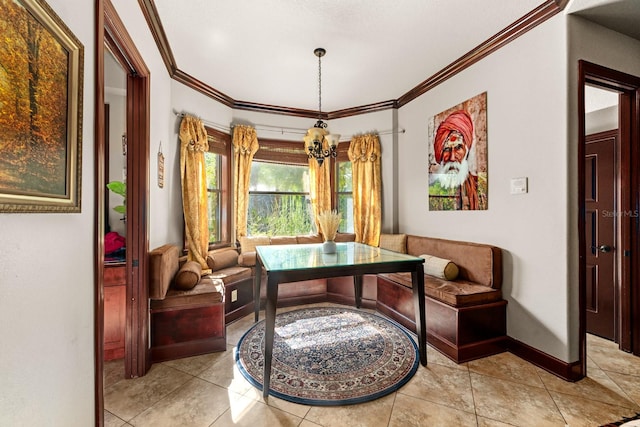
[150,302,226,363]
[224,277,255,324]
[376,275,507,363]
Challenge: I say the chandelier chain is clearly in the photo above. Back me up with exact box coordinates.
[318,52,322,116]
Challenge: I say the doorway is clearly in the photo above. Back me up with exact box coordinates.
[584,85,619,342]
[579,60,640,376]
[103,48,128,363]
[95,0,151,423]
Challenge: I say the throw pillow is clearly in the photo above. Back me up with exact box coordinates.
[238,235,270,253]
[379,233,407,253]
[206,248,239,272]
[420,254,459,280]
[173,260,202,290]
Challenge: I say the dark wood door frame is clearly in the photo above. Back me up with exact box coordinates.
[578,60,640,376]
[95,0,151,424]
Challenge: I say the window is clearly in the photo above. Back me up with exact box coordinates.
[334,142,354,233]
[336,159,354,233]
[247,138,315,236]
[204,127,231,247]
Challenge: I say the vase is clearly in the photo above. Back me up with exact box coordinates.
[322,240,337,254]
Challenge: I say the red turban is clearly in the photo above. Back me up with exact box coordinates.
[434,110,474,163]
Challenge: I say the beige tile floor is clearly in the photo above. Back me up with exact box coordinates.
[104,304,640,427]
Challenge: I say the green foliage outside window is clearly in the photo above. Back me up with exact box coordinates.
[337,161,354,233]
[248,194,314,236]
[204,151,221,242]
[248,162,314,236]
[246,158,355,236]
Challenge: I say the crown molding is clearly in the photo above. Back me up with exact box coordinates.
[397,0,565,106]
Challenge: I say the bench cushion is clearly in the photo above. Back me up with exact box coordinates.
[421,254,459,280]
[407,235,502,289]
[296,234,323,244]
[149,244,179,300]
[209,265,252,284]
[270,236,298,245]
[238,251,256,267]
[239,235,270,253]
[379,233,407,253]
[379,272,502,307]
[334,232,356,242]
[174,260,202,290]
[151,276,224,310]
[206,248,239,271]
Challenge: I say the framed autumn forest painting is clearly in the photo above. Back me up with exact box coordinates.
[0,0,83,213]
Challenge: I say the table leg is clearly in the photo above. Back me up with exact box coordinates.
[254,258,263,323]
[353,275,363,308]
[262,274,278,399]
[412,264,427,366]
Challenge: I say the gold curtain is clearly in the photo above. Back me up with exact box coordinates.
[232,125,259,240]
[308,146,332,236]
[348,134,382,246]
[179,115,211,272]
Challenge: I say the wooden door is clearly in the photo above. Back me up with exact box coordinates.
[585,131,617,341]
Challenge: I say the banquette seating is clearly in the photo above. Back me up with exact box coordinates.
[147,244,252,362]
[375,234,507,363]
[148,233,506,364]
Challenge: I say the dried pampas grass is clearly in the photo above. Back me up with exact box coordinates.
[318,210,341,241]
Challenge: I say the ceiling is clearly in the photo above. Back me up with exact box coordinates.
[140,0,640,115]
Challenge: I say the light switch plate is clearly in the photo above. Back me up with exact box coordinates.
[510,177,528,194]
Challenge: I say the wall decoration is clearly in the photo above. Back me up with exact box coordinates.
[428,91,487,211]
[0,0,84,212]
[157,142,164,188]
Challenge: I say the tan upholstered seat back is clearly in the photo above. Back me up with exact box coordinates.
[406,235,502,289]
[148,244,179,300]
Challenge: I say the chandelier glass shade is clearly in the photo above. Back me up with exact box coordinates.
[304,48,340,167]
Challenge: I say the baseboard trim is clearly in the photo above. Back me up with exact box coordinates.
[506,337,583,382]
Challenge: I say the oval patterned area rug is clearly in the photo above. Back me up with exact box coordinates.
[235,306,419,406]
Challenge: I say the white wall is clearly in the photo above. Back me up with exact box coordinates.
[586,105,618,134]
[398,14,572,361]
[0,1,95,425]
[109,0,178,250]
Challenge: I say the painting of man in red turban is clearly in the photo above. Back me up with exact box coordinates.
[429,92,487,210]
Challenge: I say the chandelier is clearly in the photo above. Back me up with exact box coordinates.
[304,48,340,167]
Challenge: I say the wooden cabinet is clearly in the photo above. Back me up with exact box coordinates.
[104,263,126,361]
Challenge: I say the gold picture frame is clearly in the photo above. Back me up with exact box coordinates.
[0,0,83,213]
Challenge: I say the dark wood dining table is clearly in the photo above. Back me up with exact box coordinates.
[253,241,427,399]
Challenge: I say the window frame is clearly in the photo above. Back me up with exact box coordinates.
[203,126,232,249]
[247,137,314,236]
[245,137,353,236]
[332,141,353,233]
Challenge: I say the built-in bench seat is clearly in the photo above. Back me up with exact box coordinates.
[148,244,252,362]
[376,234,507,363]
[148,233,506,365]
[238,233,506,363]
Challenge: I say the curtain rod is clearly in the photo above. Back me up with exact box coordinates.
[173,110,405,138]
